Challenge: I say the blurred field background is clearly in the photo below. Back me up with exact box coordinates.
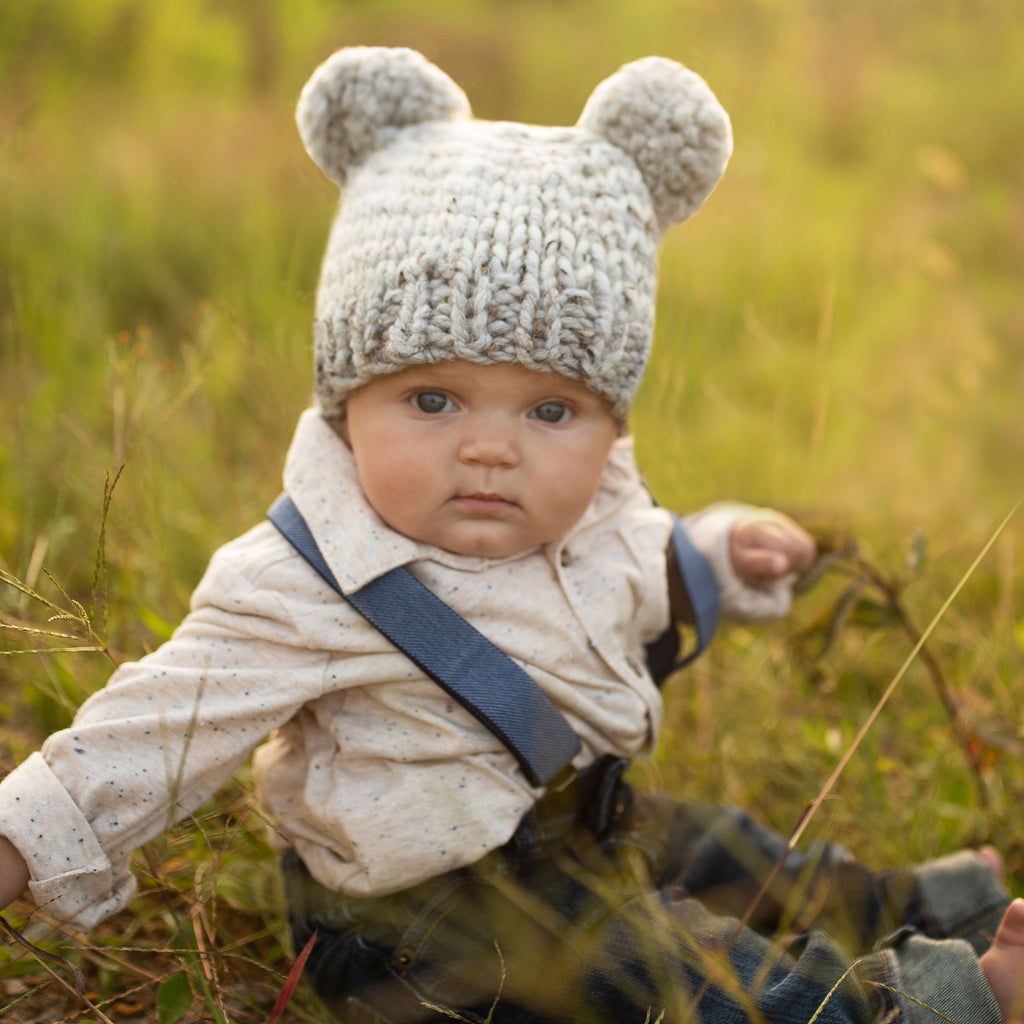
[1,0,1022,1020]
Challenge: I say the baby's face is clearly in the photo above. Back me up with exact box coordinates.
[340,361,619,558]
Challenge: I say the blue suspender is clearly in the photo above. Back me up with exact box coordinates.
[668,516,721,667]
[267,494,720,788]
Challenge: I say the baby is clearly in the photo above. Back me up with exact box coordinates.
[2,46,1023,1024]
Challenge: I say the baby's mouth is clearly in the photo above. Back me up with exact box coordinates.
[453,492,517,514]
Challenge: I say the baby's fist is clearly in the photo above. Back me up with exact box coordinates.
[729,512,816,587]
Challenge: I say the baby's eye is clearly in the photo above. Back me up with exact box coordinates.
[412,392,454,414]
[530,401,572,424]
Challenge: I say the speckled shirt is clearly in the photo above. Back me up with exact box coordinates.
[0,410,768,930]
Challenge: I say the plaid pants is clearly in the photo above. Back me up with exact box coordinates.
[284,757,1004,1024]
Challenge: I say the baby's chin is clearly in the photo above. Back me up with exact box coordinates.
[410,524,550,560]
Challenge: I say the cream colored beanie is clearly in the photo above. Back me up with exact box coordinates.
[298,47,731,420]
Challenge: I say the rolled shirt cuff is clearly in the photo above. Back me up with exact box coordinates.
[0,752,134,928]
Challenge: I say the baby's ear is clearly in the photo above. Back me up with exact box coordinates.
[297,46,471,186]
[577,57,732,232]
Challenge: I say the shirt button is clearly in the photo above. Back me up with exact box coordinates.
[560,549,572,567]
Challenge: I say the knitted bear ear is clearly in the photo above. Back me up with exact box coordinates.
[577,57,732,233]
[297,47,472,186]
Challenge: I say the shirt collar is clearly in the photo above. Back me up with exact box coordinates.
[281,408,643,592]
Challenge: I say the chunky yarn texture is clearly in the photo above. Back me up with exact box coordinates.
[297,47,732,420]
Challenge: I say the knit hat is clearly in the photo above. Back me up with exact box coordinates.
[298,47,731,420]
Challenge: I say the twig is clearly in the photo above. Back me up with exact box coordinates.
[845,549,991,810]
[0,914,116,1024]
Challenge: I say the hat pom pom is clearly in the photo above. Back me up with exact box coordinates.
[297,47,471,186]
[578,57,732,232]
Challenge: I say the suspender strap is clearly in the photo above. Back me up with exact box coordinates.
[268,494,581,788]
[668,515,721,668]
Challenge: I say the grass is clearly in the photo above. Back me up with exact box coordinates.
[1,0,1023,1020]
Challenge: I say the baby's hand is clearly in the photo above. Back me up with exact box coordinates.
[729,512,816,587]
[0,835,29,913]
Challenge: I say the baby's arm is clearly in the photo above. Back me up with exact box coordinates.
[673,503,816,623]
[0,526,333,929]
[0,834,29,912]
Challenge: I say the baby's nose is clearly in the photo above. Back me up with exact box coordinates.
[458,417,520,466]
